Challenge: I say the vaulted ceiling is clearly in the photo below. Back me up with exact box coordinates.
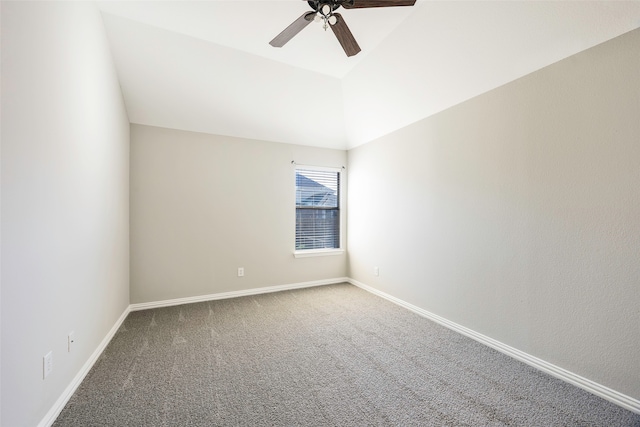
[98,1,640,150]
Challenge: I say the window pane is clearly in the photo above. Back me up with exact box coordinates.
[296,209,340,250]
[296,170,339,208]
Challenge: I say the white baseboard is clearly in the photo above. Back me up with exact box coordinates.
[129,277,350,311]
[347,278,640,415]
[38,305,131,427]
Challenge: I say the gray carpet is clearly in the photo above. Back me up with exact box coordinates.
[54,283,639,426]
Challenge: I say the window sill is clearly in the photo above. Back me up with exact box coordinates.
[294,249,345,258]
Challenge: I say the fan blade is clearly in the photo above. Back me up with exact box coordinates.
[329,13,361,57]
[342,0,416,9]
[269,12,316,47]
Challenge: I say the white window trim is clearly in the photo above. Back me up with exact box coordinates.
[293,164,345,257]
[294,248,345,258]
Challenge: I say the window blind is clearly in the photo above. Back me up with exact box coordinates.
[295,168,340,251]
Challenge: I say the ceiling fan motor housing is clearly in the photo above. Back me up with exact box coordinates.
[308,0,343,16]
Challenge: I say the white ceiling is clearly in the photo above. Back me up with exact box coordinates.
[98,1,640,150]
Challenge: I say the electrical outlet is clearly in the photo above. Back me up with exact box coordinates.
[237,267,244,277]
[68,331,75,352]
[43,351,53,379]
[374,266,379,276]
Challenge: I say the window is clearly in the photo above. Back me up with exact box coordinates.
[295,167,341,254]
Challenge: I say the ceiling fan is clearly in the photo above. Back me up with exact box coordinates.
[269,0,417,57]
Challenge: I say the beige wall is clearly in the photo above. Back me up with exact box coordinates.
[1,2,130,426]
[347,28,640,399]
[130,125,347,303]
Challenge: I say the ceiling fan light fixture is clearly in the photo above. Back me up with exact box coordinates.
[321,4,332,16]
[328,15,338,25]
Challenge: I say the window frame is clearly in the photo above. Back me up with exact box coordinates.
[293,164,345,258]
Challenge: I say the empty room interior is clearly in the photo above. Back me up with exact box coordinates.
[2,1,640,426]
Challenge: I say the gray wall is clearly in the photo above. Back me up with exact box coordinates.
[1,2,130,426]
[130,124,347,303]
[347,28,640,400]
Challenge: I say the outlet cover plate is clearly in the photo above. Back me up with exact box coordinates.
[68,331,75,352]
[43,351,53,379]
